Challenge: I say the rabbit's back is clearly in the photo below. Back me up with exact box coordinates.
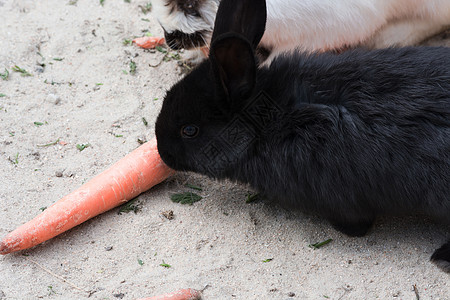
[242,47,450,221]
[246,109,449,221]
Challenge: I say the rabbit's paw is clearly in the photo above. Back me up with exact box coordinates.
[431,241,450,273]
[330,219,374,237]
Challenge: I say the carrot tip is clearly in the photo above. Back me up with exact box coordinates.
[0,234,22,255]
[136,288,202,300]
[0,242,12,255]
[133,36,165,49]
[0,244,7,255]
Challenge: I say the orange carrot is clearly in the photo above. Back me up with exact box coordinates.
[133,36,165,49]
[137,288,202,300]
[0,138,174,255]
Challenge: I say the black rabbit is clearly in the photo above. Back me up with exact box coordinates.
[155,0,450,272]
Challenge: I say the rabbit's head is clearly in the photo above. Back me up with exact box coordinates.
[155,0,267,177]
[152,0,220,50]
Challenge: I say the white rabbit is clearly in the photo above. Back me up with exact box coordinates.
[152,0,450,61]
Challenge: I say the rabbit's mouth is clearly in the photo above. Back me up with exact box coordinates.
[157,146,197,174]
[158,150,184,172]
[164,29,210,50]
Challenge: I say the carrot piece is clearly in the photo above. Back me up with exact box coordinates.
[0,138,174,255]
[137,288,202,300]
[133,36,165,49]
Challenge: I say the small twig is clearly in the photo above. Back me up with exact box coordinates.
[337,286,352,300]
[25,257,89,294]
[338,291,348,300]
[37,138,60,147]
[200,284,210,293]
[180,62,192,71]
[148,59,163,68]
[413,284,420,300]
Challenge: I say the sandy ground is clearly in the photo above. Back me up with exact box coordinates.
[0,0,449,299]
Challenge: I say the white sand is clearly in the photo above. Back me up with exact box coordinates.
[0,0,449,299]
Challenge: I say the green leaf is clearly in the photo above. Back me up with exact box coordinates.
[155,46,167,54]
[139,2,152,14]
[118,198,141,214]
[160,260,171,268]
[308,239,333,250]
[37,139,60,147]
[13,153,19,165]
[129,60,137,75]
[170,192,202,205]
[76,143,90,151]
[0,68,9,80]
[246,193,259,203]
[12,65,32,77]
[47,285,56,296]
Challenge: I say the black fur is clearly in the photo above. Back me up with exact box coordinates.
[164,29,209,50]
[431,241,450,273]
[155,0,450,272]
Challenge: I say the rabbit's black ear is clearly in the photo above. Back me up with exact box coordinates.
[211,0,266,48]
[210,34,256,104]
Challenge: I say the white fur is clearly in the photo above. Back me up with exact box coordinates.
[152,0,219,40]
[152,0,450,60]
[263,0,450,58]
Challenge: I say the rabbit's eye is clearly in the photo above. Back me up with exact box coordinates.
[181,125,199,138]
[181,1,199,16]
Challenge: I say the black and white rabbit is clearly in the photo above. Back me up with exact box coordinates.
[155,0,450,272]
[152,0,450,62]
